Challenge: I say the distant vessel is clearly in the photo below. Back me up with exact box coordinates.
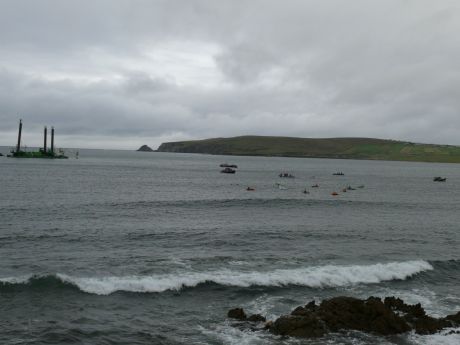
[279,172,295,178]
[7,120,68,159]
[433,177,446,182]
[220,163,238,168]
[333,172,345,176]
[221,167,236,174]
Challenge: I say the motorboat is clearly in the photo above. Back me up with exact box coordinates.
[220,163,238,168]
[433,177,446,182]
[221,167,236,174]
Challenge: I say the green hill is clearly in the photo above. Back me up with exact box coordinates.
[157,136,460,163]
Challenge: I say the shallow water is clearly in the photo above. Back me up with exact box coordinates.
[1,149,460,344]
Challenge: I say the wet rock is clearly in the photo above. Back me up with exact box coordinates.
[271,314,327,338]
[317,296,410,335]
[264,320,273,330]
[247,314,266,322]
[227,308,246,320]
[445,311,460,324]
[227,296,460,338]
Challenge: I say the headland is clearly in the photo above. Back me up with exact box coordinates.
[157,135,460,163]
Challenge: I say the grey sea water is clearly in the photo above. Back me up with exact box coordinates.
[1,148,460,345]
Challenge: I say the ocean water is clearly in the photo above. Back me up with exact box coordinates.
[1,148,460,345]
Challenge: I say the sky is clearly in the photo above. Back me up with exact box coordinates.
[0,0,459,149]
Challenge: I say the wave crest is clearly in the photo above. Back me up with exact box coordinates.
[1,260,432,295]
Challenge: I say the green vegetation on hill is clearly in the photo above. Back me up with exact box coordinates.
[157,136,460,163]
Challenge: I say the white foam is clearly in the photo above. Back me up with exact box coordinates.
[199,323,275,345]
[407,328,460,345]
[55,260,432,295]
[0,275,32,284]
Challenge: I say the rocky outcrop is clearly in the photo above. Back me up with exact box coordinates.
[227,296,460,338]
[227,308,247,320]
[136,145,154,152]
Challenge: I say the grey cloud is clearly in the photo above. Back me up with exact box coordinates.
[0,0,459,149]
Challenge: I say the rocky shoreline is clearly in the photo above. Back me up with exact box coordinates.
[228,296,460,338]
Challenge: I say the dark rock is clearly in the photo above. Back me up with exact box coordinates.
[291,306,308,316]
[413,316,449,335]
[264,321,273,330]
[227,296,460,339]
[445,311,460,324]
[305,300,317,311]
[271,315,327,338]
[137,145,154,152]
[317,296,410,335]
[247,314,266,322]
[227,308,247,320]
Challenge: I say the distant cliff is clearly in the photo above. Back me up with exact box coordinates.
[157,135,460,163]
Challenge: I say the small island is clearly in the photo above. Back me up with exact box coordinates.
[137,145,154,152]
[157,135,460,163]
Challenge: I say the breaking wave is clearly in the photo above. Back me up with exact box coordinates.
[0,260,432,295]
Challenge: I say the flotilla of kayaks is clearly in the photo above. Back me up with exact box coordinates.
[218,163,448,194]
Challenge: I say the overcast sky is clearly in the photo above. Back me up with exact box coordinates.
[0,0,459,149]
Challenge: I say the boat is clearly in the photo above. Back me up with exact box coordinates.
[275,183,288,190]
[221,167,236,174]
[246,187,255,191]
[333,172,345,176]
[433,177,446,182]
[279,172,295,178]
[331,192,339,196]
[311,184,319,188]
[302,188,309,194]
[220,163,238,168]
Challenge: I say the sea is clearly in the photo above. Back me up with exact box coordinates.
[1,148,459,345]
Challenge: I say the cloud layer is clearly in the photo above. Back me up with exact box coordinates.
[0,0,459,149]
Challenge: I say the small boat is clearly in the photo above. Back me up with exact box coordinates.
[433,177,446,182]
[246,187,255,191]
[279,173,295,178]
[302,188,309,194]
[311,184,319,188]
[342,188,347,193]
[357,185,365,189]
[221,167,236,174]
[276,183,288,190]
[347,186,356,191]
[333,172,345,176]
[220,163,238,168]
[331,192,339,196]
